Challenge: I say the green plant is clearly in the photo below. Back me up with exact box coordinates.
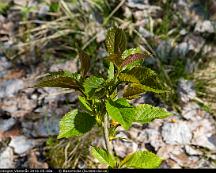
[35,27,171,168]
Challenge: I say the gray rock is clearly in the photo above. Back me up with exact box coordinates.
[38,5,49,16]
[9,136,36,155]
[177,79,196,103]
[162,121,192,145]
[183,34,205,53]
[156,41,172,61]
[128,127,140,139]
[194,20,214,33]
[1,94,37,117]
[145,129,164,150]
[22,114,61,137]
[113,139,138,158]
[0,118,16,132]
[49,59,77,73]
[1,97,18,113]
[191,122,216,151]
[0,79,24,98]
[96,29,106,43]
[184,145,203,156]
[0,56,12,78]
[0,147,15,168]
[174,42,190,57]
[139,27,154,38]
[181,103,201,121]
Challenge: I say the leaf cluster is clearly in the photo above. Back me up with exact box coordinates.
[35,27,171,169]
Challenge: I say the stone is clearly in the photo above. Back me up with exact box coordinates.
[28,151,48,168]
[162,121,192,145]
[177,79,196,103]
[194,20,214,33]
[49,59,77,73]
[0,147,15,168]
[113,139,138,158]
[9,136,36,155]
[0,117,16,132]
[181,102,201,120]
[173,42,190,57]
[164,159,181,168]
[22,113,62,138]
[145,129,164,150]
[96,29,106,43]
[192,126,216,151]
[0,56,12,73]
[157,145,183,160]
[183,34,205,53]
[170,153,199,168]
[128,127,140,139]
[139,27,154,38]
[184,145,203,156]
[38,5,49,16]
[1,94,37,117]
[1,98,18,114]
[0,79,24,98]
[156,41,173,61]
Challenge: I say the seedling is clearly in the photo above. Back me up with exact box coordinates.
[35,27,171,168]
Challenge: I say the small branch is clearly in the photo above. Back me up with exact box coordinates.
[103,113,113,155]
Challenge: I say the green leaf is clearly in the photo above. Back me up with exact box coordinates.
[83,76,105,98]
[120,67,167,94]
[121,53,145,67]
[120,150,162,168]
[123,83,146,99]
[121,48,151,70]
[127,67,164,90]
[105,27,127,55]
[34,71,80,89]
[107,53,122,67]
[78,96,93,113]
[106,98,135,130]
[121,47,143,59]
[135,104,171,124]
[78,51,90,76]
[119,73,140,84]
[91,147,116,168]
[58,110,96,139]
[108,62,114,80]
[123,83,166,99]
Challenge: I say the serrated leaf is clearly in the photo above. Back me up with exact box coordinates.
[119,73,140,83]
[78,96,93,113]
[120,67,167,94]
[91,147,116,168]
[108,62,114,80]
[78,51,90,76]
[106,98,135,130]
[120,150,162,168]
[121,53,145,67]
[121,47,143,59]
[58,110,95,139]
[83,76,105,98]
[135,104,171,124]
[34,71,80,89]
[127,67,164,90]
[107,53,122,67]
[121,48,151,70]
[123,83,166,99]
[105,27,127,55]
[123,83,146,99]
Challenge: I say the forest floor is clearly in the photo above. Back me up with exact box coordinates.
[0,0,216,168]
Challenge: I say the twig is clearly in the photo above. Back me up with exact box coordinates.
[103,113,113,155]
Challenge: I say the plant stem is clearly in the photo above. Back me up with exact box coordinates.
[103,113,113,155]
